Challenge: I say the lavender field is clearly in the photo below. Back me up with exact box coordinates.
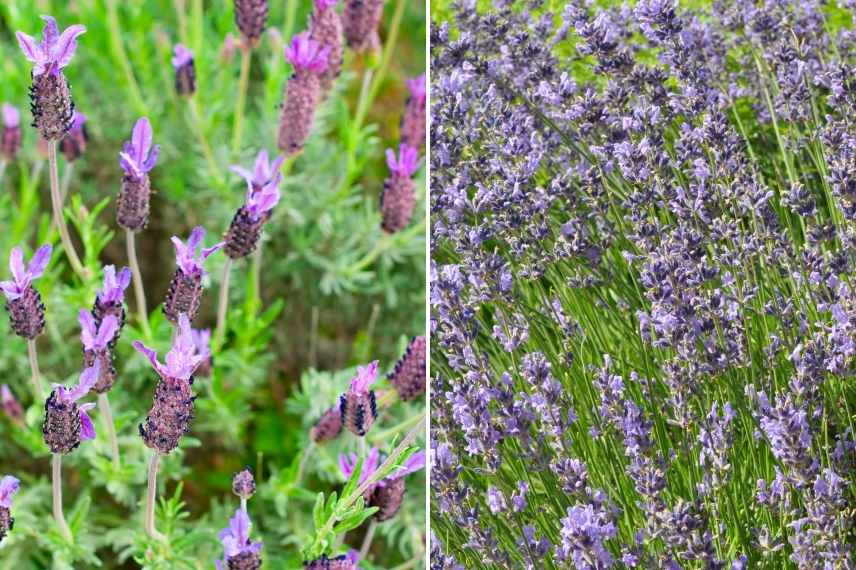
[429,0,856,567]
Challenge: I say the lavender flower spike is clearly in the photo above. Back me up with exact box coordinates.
[216,507,263,570]
[1,103,22,161]
[369,450,425,521]
[400,75,426,149]
[80,309,119,393]
[309,0,344,91]
[17,17,85,140]
[2,244,52,339]
[310,405,343,443]
[304,555,358,569]
[277,33,329,157]
[340,361,379,436]
[0,475,20,544]
[234,0,269,48]
[172,44,196,96]
[117,117,159,231]
[43,362,99,454]
[388,336,426,400]
[163,226,224,324]
[134,313,204,454]
[60,111,87,162]
[225,150,283,258]
[343,0,384,53]
[93,265,131,340]
[380,145,419,233]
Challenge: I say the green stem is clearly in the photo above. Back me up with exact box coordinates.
[47,141,87,280]
[214,257,234,351]
[26,339,43,400]
[232,48,253,156]
[106,0,147,115]
[359,519,378,560]
[145,451,164,540]
[368,412,423,444]
[52,454,72,541]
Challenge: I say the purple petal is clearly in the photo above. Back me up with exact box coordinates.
[68,363,100,401]
[8,247,26,285]
[40,16,59,54]
[0,281,21,300]
[230,165,254,185]
[0,475,20,508]
[187,226,205,250]
[390,450,426,479]
[27,244,53,279]
[200,242,225,260]
[131,118,153,166]
[253,150,270,183]
[16,31,44,64]
[133,341,167,378]
[78,309,97,349]
[339,452,357,479]
[79,403,96,440]
[96,315,119,348]
[54,24,85,69]
[269,155,285,177]
[119,151,141,178]
[117,267,132,290]
[2,104,20,128]
[142,144,160,172]
[350,360,379,393]
[364,447,380,481]
[171,43,193,68]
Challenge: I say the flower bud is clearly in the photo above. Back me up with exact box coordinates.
[310,0,344,92]
[339,361,379,437]
[388,336,425,400]
[172,44,197,96]
[278,34,329,157]
[343,0,384,53]
[310,406,343,443]
[234,0,269,48]
[232,468,256,500]
[369,476,406,521]
[380,145,419,233]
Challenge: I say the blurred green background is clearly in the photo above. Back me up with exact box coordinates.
[0,0,426,567]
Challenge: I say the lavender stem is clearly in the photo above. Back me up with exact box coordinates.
[214,257,233,350]
[26,339,43,399]
[145,451,164,540]
[60,161,73,201]
[52,454,72,541]
[231,48,252,156]
[359,519,377,560]
[47,140,87,279]
[126,229,152,341]
[240,497,247,513]
[98,393,120,468]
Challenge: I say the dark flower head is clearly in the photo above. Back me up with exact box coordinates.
[216,507,262,570]
[134,314,205,381]
[232,468,256,500]
[304,554,358,569]
[96,265,131,305]
[0,245,51,302]
[284,33,330,74]
[43,363,99,453]
[16,16,85,77]
[171,226,224,278]
[1,385,24,425]
[234,0,269,48]
[388,336,426,400]
[60,110,87,161]
[310,405,343,442]
[119,117,159,180]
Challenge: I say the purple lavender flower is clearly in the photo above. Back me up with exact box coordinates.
[0,103,22,161]
[1,385,24,425]
[92,265,131,341]
[0,475,20,543]
[310,405,343,443]
[134,313,205,454]
[163,226,224,324]
[216,507,263,570]
[79,309,119,394]
[59,110,87,162]
[343,0,384,53]
[232,468,256,500]
[559,504,616,569]
[309,0,344,91]
[234,0,269,48]
[388,335,426,400]
[42,363,98,454]
[340,448,425,521]
[401,75,426,149]
[191,328,213,377]
[1,244,52,340]
[339,447,381,491]
[117,117,159,231]
[277,33,329,157]
[172,44,196,96]
[225,150,283,259]
[304,554,357,569]
[380,145,419,233]
[339,361,379,436]
[16,16,85,140]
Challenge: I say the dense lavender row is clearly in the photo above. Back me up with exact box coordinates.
[430,0,856,567]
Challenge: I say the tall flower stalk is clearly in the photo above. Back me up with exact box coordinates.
[231,0,268,155]
[16,17,87,280]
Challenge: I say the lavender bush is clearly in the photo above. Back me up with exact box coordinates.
[0,0,425,567]
[430,0,856,567]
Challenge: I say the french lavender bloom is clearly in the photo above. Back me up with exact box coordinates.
[234,0,269,48]
[117,117,159,231]
[400,75,426,149]
[59,110,87,162]
[310,405,344,443]
[172,44,196,96]
[79,310,119,394]
[388,336,426,400]
[134,313,205,454]
[225,150,283,259]
[339,361,379,436]
[0,476,20,543]
[1,385,24,425]
[303,554,358,569]
[1,244,52,340]
[16,17,86,140]
[380,145,419,233]
[277,33,329,157]
[339,448,425,521]
[163,226,224,324]
[191,328,213,377]
[1,103,22,161]
[309,0,344,92]
[42,363,98,454]
[92,265,131,343]
[232,468,256,500]
[216,507,262,570]
[343,0,384,53]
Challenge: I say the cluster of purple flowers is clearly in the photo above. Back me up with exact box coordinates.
[430,0,856,567]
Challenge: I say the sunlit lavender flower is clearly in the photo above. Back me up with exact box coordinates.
[191,328,213,377]
[388,336,426,400]
[234,0,269,48]
[0,476,19,544]
[1,385,24,426]
[400,75,426,149]
[92,265,131,343]
[304,554,358,569]
[134,314,206,454]
[225,150,283,258]
[1,104,22,162]
[172,44,196,96]
[163,226,224,324]
[310,405,343,443]
[343,0,384,53]
[339,361,379,436]
[79,310,119,394]
[277,33,329,157]
[16,17,86,140]
[310,0,344,91]
[43,363,98,454]
[216,507,263,570]
[233,468,256,500]
[59,110,87,162]
[1,244,52,340]
[559,504,617,569]
[117,117,159,231]
[380,145,419,233]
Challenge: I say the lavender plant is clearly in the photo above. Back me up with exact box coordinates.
[430,0,856,568]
